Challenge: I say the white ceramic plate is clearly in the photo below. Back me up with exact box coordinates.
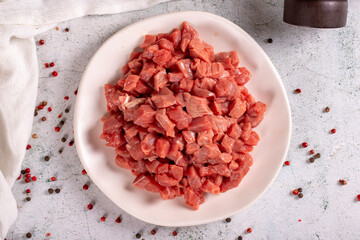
[74,11,291,227]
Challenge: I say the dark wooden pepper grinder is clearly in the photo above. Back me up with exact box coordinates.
[284,0,348,28]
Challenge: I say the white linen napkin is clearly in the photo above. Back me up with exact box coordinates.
[0,1,171,238]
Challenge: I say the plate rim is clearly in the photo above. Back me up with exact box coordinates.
[74,10,292,227]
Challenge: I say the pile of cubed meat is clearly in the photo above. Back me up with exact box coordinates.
[101,22,266,210]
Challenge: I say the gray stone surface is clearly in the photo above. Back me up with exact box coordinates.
[6,0,360,239]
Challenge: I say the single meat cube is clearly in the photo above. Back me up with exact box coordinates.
[133,173,151,189]
[245,113,265,128]
[228,98,247,119]
[176,59,193,79]
[187,166,202,189]
[210,62,225,78]
[155,109,176,137]
[168,72,183,82]
[153,49,172,66]
[141,133,157,155]
[188,116,213,133]
[144,177,163,193]
[157,163,169,174]
[184,187,205,210]
[134,80,152,94]
[147,122,166,135]
[202,179,220,194]
[183,92,213,118]
[193,144,221,164]
[241,122,252,141]
[200,77,216,90]
[218,51,240,68]
[221,134,235,153]
[189,38,210,62]
[128,59,142,74]
[169,165,183,181]
[134,159,147,173]
[169,28,182,48]
[126,136,146,161]
[102,115,122,134]
[151,87,177,108]
[156,138,170,158]
[182,130,196,143]
[180,21,199,52]
[202,41,216,62]
[167,106,193,130]
[232,67,251,86]
[123,75,140,92]
[139,61,156,82]
[248,101,267,117]
[145,160,161,173]
[175,92,185,107]
[244,131,260,146]
[133,105,156,128]
[141,34,157,49]
[179,78,194,92]
[197,129,214,146]
[124,124,139,141]
[101,132,126,148]
[157,173,179,187]
[142,44,159,60]
[214,78,238,100]
[229,161,239,171]
[159,38,175,52]
[213,115,231,133]
[192,86,215,99]
[185,142,200,155]
[154,68,168,92]
[227,124,242,139]
[115,155,137,170]
[129,51,142,61]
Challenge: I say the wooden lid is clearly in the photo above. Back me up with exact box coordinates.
[283,0,348,28]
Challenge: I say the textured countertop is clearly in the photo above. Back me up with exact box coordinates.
[6,0,360,239]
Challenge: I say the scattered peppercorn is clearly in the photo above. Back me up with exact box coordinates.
[65,108,70,113]
[41,117,47,121]
[46,233,51,237]
[21,170,26,174]
[69,140,74,146]
[58,149,63,154]
[298,193,303,198]
[298,188,302,192]
[42,101,47,106]
[172,231,178,236]
[150,229,156,235]
[292,189,299,195]
[50,62,55,67]
[39,39,45,45]
[331,128,336,134]
[74,89,78,95]
[44,156,50,161]
[309,150,315,154]
[35,106,39,111]
[25,173,31,179]
[267,38,273,43]
[48,107,52,112]
[65,28,70,32]
[294,88,301,93]
[25,178,30,183]
[58,113,62,118]
[32,176,37,181]
[51,177,56,181]
[45,63,49,68]
[357,194,360,201]
[309,157,315,163]
[61,137,66,142]
[26,197,31,201]
[115,216,122,223]
[26,144,31,150]
[225,217,231,223]
[26,189,31,193]
[26,232,32,238]
[246,228,252,233]
[52,71,58,77]
[48,188,54,194]
[82,169,87,175]
[339,179,347,185]
[315,153,321,159]
[302,142,308,148]
[55,26,59,31]
[284,161,290,166]
[238,236,243,240]
[64,96,69,100]
[59,120,65,125]
[55,126,60,132]
[83,184,89,190]
[101,216,106,222]
[32,134,37,139]
[324,107,330,112]
[55,188,61,193]
[25,168,30,173]
[136,233,141,239]
[87,203,93,210]
[38,105,44,110]
[34,111,38,116]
